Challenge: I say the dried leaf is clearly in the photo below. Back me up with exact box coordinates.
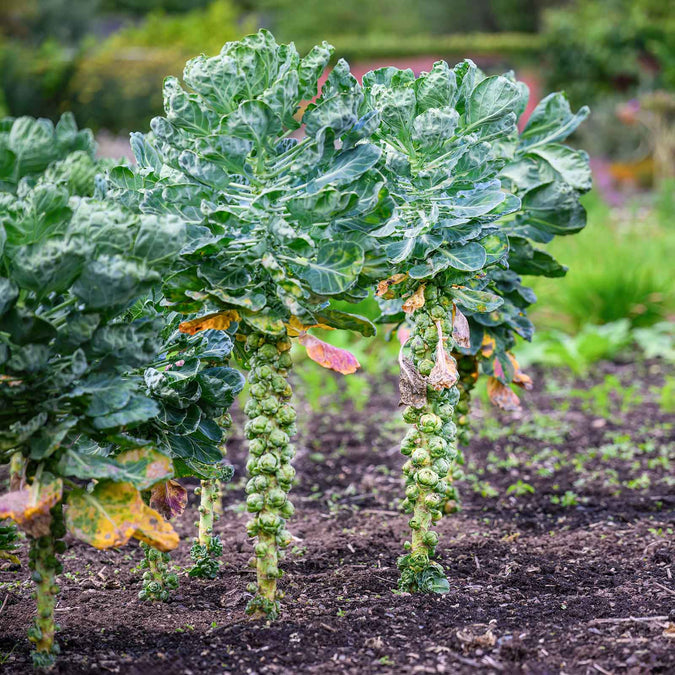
[428,321,459,391]
[398,345,427,408]
[298,333,360,375]
[402,284,426,313]
[285,315,333,338]
[149,479,188,520]
[133,503,179,552]
[487,377,521,411]
[480,334,496,358]
[0,472,63,538]
[507,353,533,390]
[376,273,408,298]
[178,310,240,335]
[452,305,471,349]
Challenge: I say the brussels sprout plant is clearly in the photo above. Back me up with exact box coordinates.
[108,30,389,618]
[0,122,186,666]
[363,60,589,592]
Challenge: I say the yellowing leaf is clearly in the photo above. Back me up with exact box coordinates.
[487,377,521,412]
[429,321,459,391]
[507,353,533,390]
[66,481,144,550]
[480,334,496,358]
[149,479,188,520]
[133,503,179,552]
[0,472,63,538]
[376,273,408,298]
[298,333,360,375]
[402,284,426,313]
[115,447,173,491]
[285,315,334,338]
[452,305,471,349]
[178,310,240,335]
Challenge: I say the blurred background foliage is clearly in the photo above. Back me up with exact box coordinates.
[0,0,672,378]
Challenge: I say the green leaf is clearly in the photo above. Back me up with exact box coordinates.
[451,288,503,313]
[520,93,590,150]
[427,242,487,275]
[313,309,376,337]
[59,447,172,491]
[0,278,18,316]
[414,61,457,113]
[289,242,365,295]
[223,100,282,149]
[72,256,160,309]
[309,144,381,191]
[466,76,521,129]
[517,181,586,237]
[528,144,592,192]
[92,395,160,430]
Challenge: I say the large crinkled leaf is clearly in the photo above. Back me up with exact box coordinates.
[519,93,590,150]
[91,394,160,430]
[71,256,160,309]
[312,309,376,337]
[58,447,172,490]
[289,242,364,295]
[527,145,592,192]
[465,76,521,129]
[66,481,144,550]
[508,236,567,278]
[308,144,381,191]
[223,100,282,149]
[0,472,63,537]
[516,181,586,237]
[414,61,457,113]
[0,278,18,316]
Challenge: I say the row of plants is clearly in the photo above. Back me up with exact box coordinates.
[0,30,590,668]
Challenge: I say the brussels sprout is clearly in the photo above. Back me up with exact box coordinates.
[417,468,439,487]
[247,415,272,436]
[247,494,265,512]
[278,352,292,369]
[244,399,262,417]
[423,326,438,344]
[257,365,274,379]
[419,414,442,433]
[424,493,443,509]
[249,438,267,457]
[261,397,280,414]
[249,383,268,400]
[259,512,282,533]
[432,458,450,477]
[405,484,420,501]
[268,428,290,447]
[276,405,297,425]
[411,448,429,466]
[258,453,280,474]
[403,407,421,424]
[266,488,287,508]
[258,343,279,362]
[418,359,434,376]
[430,305,446,320]
[276,338,292,352]
[422,531,439,548]
[428,435,448,457]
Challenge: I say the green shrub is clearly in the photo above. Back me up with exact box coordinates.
[68,0,250,131]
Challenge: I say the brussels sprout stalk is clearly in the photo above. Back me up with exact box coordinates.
[189,479,223,579]
[243,331,296,619]
[398,285,460,594]
[454,355,478,448]
[138,542,178,601]
[27,503,65,670]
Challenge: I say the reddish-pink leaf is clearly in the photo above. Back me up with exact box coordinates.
[298,334,360,375]
[487,377,521,411]
[149,480,188,521]
[397,325,411,346]
[507,353,533,390]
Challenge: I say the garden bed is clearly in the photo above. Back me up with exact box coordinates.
[1,358,673,674]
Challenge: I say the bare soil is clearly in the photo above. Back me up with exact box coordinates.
[1,358,674,674]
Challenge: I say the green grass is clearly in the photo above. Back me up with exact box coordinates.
[528,187,675,332]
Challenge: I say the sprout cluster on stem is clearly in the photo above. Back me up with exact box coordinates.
[243,331,296,618]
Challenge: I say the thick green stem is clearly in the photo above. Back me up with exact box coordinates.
[243,330,296,619]
[28,503,65,669]
[398,284,460,594]
[189,479,222,579]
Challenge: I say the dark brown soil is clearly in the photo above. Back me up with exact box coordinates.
[1,358,674,674]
